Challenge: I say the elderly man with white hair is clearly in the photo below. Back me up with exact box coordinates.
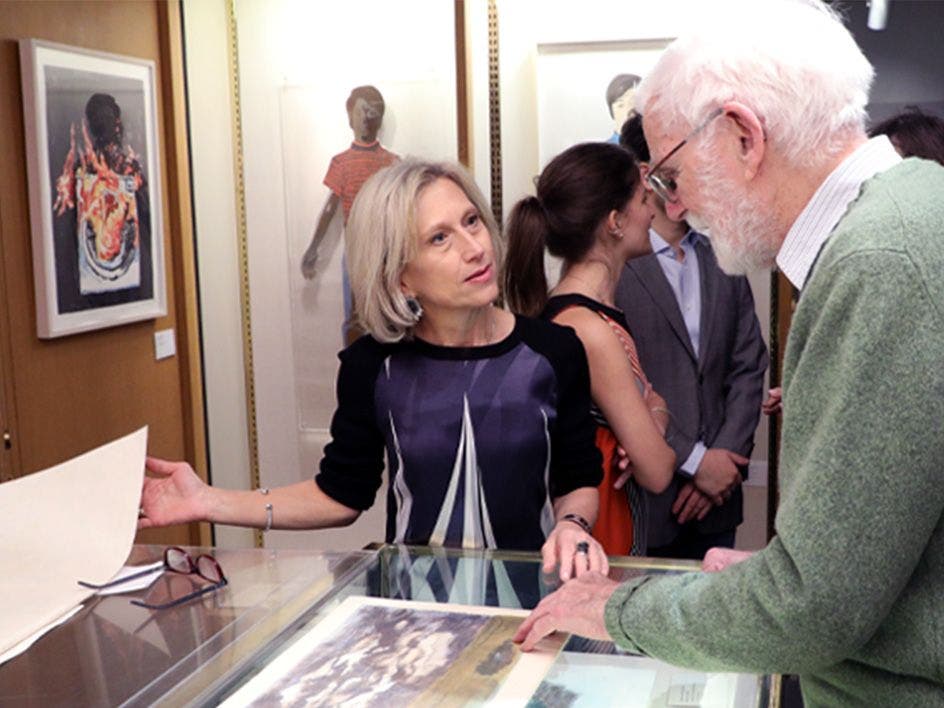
[514,1,944,704]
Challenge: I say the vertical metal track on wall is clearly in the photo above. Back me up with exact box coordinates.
[454,0,470,167]
[487,0,503,227]
[226,0,263,548]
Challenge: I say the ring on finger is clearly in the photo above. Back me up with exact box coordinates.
[575,541,590,555]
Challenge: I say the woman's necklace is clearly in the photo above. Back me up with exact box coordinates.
[559,270,613,306]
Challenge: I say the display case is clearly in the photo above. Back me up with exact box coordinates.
[0,545,779,706]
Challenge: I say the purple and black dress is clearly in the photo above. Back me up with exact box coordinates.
[315,315,602,552]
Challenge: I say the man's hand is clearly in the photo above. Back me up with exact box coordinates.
[672,481,714,524]
[514,572,619,652]
[693,448,747,504]
[542,522,609,582]
[762,387,783,416]
[702,547,754,572]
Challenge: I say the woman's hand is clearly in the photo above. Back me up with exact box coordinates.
[542,521,609,582]
[138,456,211,529]
[613,448,633,490]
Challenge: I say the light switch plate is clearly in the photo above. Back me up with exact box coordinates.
[154,328,176,360]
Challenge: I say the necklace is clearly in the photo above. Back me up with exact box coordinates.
[557,270,613,306]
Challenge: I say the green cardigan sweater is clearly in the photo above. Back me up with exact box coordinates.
[604,158,944,706]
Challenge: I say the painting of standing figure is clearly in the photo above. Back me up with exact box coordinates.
[603,73,640,144]
[300,85,398,345]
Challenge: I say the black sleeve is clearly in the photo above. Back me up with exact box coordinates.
[519,318,603,497]
[315,337,388,510]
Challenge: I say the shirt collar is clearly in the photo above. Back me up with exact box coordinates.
[649,227,672,254]
[776,135,902,289]
[649,227,702,257]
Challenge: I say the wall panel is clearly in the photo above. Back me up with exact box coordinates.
[0,1,206,547]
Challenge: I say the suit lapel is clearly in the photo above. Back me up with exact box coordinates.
[696,238,719,369]
[628,256,697,362]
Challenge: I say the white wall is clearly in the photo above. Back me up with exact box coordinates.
[185,0,773,551]
[234,0,459,551]
[467,0,772,486]
[182,0,252,548]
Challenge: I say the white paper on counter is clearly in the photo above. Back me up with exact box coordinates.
[0,427,148,659]
[0,604,84,665]
[94,561,165,596]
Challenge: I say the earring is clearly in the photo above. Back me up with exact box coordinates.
[405,296,423,322]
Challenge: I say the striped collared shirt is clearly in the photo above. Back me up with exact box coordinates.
[776,135,902,289]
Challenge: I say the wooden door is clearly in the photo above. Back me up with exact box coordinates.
[0,1,208,547]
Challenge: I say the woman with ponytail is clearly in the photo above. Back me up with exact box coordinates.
[505,142,675,556]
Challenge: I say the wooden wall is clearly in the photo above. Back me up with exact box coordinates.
[0,1,208,547]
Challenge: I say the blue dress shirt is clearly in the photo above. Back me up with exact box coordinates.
[649,228,707,476]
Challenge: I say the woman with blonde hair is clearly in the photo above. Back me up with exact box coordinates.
[505,141,675,556]
[139,158,607,580]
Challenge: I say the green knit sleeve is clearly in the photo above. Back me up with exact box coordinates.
[602,246,944,675]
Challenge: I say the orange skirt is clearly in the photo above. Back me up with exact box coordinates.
[592,427,634,556]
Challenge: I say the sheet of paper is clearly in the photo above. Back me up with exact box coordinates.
[0,604,84,665]
[0,427,147,659]
[95,561,165,596]
[529,651,756,707]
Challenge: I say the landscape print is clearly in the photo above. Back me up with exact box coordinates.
[224,597,564,707]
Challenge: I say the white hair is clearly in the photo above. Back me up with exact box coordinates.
[636,0,874,167]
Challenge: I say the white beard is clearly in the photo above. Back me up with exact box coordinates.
[685,211,711,236]
[688,154,780,275]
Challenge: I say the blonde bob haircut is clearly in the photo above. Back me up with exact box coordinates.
[345,158,502,343]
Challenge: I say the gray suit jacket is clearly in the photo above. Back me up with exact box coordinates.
[616,238,768,546]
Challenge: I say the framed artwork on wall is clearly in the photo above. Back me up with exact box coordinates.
[535,38,672,165]
[257,0,459,441]
[19,39,166,339]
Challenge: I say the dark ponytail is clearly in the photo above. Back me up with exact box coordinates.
[503,196,551,317]
[504,142,640,316]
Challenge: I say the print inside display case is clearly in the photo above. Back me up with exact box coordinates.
[0,544,776,705]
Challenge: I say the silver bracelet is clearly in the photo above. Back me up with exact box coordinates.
[259,488,272,532]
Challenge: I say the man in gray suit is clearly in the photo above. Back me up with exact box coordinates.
[615,113,768,559]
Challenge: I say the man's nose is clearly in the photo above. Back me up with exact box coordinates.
[665,199,687,223]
